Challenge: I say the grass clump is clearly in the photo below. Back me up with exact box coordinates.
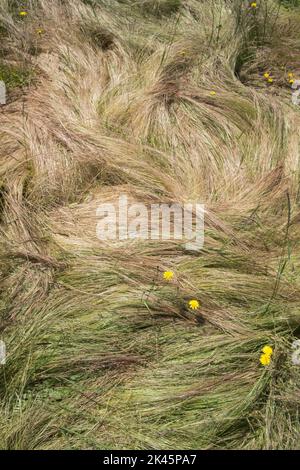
[279,0,300,8]
[0,0,300,451]
[139,0,182,17]
[0,62,32,89]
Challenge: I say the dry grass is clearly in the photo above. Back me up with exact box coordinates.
[1,0,300,449]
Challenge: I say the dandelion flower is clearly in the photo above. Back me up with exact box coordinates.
[263,73,270,79]
[262,345,273,356]
[188,299,200,310]
[163,271,174,281]
[260,353,271,366]
[19,11,28,16]
[210,91,216,96]
[267,78,273,83]
[289,79,295,85]
[250,2,257,8]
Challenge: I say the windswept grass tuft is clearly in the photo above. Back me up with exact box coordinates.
[0,0,300,450]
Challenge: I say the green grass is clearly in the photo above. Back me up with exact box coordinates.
[280,0,300,8]
[0,63,32,89]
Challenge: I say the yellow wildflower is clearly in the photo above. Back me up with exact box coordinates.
[263,72,270,79]
[188,299,200,310]
[250,2,257,8]
[19,11,28,16]
[163,271,174,281]
[260,353,271,366]
[288,73,294,78]
[262,345,273,357]
[289,79,295,85]
[210,91,216,96]
[268,78,273,83]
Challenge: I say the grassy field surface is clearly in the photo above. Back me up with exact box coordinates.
[1,0,300,449]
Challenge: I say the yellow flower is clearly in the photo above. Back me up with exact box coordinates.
[289,79,295,85]
[210,91,216,96]
[288,72,294,78]
[260,353,271,366]
[250,2,257,8]
[188,299,200,310]
[263,72,270,79]
[262,345,273,357]
[19,11,28,16]
[36,28,44,35]
[163,271,174,281]
[267,78,273,83]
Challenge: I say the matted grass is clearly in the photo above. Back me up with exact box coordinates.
[0,0,300,449]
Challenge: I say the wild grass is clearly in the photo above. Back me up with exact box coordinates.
[0,62,32,89]
[0,0,300,449]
